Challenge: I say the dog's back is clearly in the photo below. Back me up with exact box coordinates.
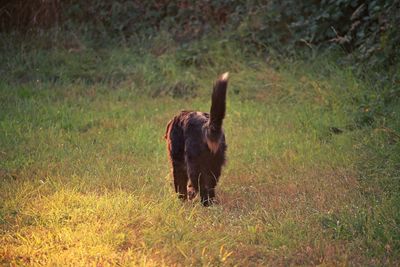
[165,73,229,206]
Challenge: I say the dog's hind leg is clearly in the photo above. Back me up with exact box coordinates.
[166,118,189,200]
[199,172,217,207]
[186,160,201,201]
[172,162,188,199]
[187,161,215,206]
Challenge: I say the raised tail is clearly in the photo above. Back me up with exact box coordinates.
[206,72,229,153]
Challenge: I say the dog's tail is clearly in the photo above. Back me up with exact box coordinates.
[206,72,229,153]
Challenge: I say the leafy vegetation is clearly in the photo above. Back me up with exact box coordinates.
[2,1,399,67]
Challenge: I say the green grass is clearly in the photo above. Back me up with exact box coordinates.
[0,37,399,266]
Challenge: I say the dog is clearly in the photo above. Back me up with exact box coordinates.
[165,72,229,206]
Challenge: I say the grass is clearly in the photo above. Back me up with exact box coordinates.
[0,36,399,266]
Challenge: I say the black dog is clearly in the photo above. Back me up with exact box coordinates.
[165,72,229,206]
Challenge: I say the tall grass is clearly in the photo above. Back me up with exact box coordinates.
[0,35,399,265]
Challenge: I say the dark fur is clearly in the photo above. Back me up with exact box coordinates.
[165,73,228,206]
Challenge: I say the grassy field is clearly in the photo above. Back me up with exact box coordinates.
[0,38,399,266]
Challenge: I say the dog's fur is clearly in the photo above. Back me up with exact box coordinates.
[165,72,229,206]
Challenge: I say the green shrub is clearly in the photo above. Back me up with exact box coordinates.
[1,0,398,69]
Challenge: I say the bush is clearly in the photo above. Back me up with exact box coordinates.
[1,1,399,71]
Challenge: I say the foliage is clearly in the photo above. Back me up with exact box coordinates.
[1,0,399,68]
